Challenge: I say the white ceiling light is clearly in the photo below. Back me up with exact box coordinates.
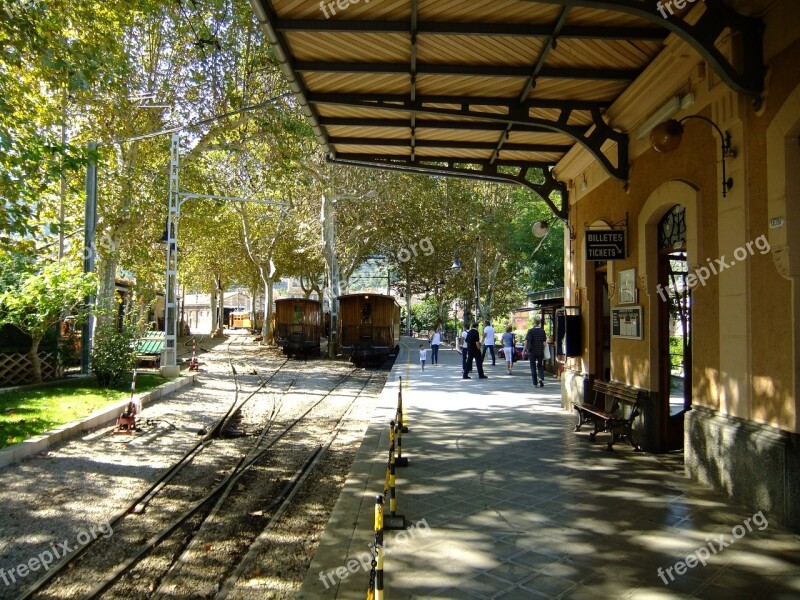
[636,95,684,140]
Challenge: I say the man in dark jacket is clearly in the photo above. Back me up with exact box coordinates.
[465,322,488,379]
[524,316,547,387]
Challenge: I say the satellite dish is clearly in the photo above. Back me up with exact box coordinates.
[532,221,549,239]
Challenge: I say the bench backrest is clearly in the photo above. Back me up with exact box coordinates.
[592,380,641,412]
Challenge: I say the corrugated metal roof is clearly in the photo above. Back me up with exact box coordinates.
[249,0,764,218]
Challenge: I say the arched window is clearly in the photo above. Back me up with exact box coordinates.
[658,205,691,415]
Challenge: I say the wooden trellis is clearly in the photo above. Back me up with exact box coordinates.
[0,352,62,386]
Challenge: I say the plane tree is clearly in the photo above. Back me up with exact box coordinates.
[0,252,96,382]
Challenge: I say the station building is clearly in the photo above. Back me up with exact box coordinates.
[554,1,800,532]
[249,0,800,530]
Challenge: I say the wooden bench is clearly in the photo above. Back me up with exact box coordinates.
[573,380,642,451]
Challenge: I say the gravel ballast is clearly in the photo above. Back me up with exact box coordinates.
[0,336,389,600]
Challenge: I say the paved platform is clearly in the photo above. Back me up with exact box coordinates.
[299,337,800,599]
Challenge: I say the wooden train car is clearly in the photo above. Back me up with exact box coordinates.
[275,298,322,358]
[338,294,401,366]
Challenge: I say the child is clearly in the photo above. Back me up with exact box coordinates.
[419,344,427,371]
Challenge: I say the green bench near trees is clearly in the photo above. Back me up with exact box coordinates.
[134,332,166,367]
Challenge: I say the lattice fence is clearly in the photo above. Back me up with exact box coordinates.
[0,352,62,386]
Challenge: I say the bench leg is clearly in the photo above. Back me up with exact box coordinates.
[606,428,617,451]
[624,421,642,452]
[606,420,641,451]
[574,409,584,432]
[589,419,601,441]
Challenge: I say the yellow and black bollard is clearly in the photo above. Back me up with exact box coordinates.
[383,420,406,530]
[366,495,384,600]
[375,494,385,600]
[395,420,409,467]
[396,377,409,433]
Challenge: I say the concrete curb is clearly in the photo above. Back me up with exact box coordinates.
[0,374,198,469]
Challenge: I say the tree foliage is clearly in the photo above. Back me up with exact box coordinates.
[0,253,96,381]
[1,0,565,347]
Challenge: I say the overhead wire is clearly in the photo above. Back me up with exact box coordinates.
[175,0,208,60]
[104,92,292,146]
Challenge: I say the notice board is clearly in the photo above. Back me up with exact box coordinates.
[611,306,643,340]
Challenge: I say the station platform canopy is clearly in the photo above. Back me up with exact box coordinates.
[248,0,764,219]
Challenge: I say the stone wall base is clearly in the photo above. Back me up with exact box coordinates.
[686,407,800,532]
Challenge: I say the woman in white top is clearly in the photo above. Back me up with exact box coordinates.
[429,326,441,365]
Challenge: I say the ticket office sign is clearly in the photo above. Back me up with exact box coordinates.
[586,230,625,260]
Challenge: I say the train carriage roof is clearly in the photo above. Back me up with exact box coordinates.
[275,297,322,304]
[338,293,400,303]
[249,0,764,219]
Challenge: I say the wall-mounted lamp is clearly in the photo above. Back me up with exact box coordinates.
[650,115,736,197]
[579,173,588,191]
[532,220,550,239]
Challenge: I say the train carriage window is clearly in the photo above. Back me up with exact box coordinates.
[293,304,303,324]
[361,302,372,324]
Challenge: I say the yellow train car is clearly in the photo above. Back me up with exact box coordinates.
[229,311,264,331]
[338,293,401,366]
[275,298,322,358]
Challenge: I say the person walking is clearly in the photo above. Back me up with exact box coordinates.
[501,326,515,375]
[419,344,427,371]
[429,326,441,365]
[466,322,488,379]
[460,326,471,377]
[524,316,547,387]
[481,320,496,366]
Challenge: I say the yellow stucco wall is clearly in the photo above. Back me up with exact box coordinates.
[566,38,800,432]
[569,117,717,393]
[747,39,800,429]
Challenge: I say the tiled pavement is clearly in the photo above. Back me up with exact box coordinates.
[299,338,800,599]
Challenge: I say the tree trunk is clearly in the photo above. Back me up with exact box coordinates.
[321,194,341,357]
[213,276,225,338]
[95,248,118,332]
[210,279,218,334]
[265,278,274,342]
[29,335,42,383]
[483,252,503,323]
[258,270,275,343]
[405,271,412,336]
[250,285,259,331]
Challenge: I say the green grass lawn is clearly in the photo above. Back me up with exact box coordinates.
[0,374,168,449]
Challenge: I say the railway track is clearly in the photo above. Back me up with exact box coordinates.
[22,349,383,600]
